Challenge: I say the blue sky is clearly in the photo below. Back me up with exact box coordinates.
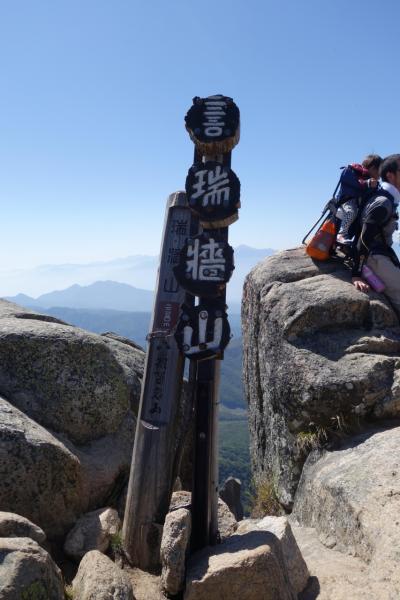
[1,0,399,271]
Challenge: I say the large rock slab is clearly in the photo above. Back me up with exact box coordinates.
[185,529,299,600]
[0,299,144,445]
[0,300,193,542]
[237,516,309,595]
[0,511,46,545]
[292,525,387,600]
[72,550,134,599]
[0,392,136,538]
[64,507,120,560]
[0,397,85,537]
[0,536,64,600]
[292,425,400,595]
[0,300,145,537]
[242,247,400,506]
[72,409,137,509]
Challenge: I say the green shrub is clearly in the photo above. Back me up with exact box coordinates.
[21,581,48,600]
[64,585,74,600]
[110,530,123,554]
[296,413,361,456]
[250,476,284,518]
[296,426,328,454]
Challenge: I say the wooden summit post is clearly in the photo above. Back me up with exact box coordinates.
[122,95,240,568]
[122,191,197,570]
[177,95,241,550]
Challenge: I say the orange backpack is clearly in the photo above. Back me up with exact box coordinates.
[305,218,337,261]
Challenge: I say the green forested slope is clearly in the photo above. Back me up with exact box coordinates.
[219,419,251,513]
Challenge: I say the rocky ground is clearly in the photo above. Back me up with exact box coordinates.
[241,247,400,598]
[294,526,370,600]
[0,298,191,599]
[3,245,400,598]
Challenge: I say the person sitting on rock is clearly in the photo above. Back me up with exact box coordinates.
[352,154,400,313]
[336,154,382,246]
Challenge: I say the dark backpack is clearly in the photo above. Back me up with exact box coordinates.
[354,188,399,265]
[339,188,399,271]
[336,164,370,203]
[302,165,377,245]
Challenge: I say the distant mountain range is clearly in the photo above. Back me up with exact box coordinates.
[0,245,275,300]
[6,280,246,315]
[7,281,155,313]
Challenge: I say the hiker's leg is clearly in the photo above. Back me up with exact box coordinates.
[337,199,357,234]
[337,199,357,242]
[367,254,400,315]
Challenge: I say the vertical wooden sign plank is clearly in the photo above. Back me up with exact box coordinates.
[122,191,195,570]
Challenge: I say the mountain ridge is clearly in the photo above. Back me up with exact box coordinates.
[5,281,155,312]
[0,245,275,299]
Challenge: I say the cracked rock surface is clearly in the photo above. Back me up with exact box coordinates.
[242,247,400,506]
[292,425,400,596]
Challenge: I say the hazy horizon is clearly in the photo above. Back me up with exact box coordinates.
[0,244,274,298]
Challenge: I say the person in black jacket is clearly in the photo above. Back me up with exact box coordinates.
[352,154,400,313]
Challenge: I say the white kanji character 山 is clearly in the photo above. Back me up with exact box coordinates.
[182,310,224,355]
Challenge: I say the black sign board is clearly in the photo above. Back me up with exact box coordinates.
[175,301,231,360]
[185,161,240,228]
[174,233,234,298]
[185,95,240,155]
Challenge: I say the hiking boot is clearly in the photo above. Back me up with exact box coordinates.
[334,242,352,259]
[336,234,353,245]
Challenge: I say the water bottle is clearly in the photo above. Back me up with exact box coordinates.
[362,265,385,293]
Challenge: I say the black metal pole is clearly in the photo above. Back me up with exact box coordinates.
[191,359,215,550]
[182,95,240,553]
[190,149,231,551]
